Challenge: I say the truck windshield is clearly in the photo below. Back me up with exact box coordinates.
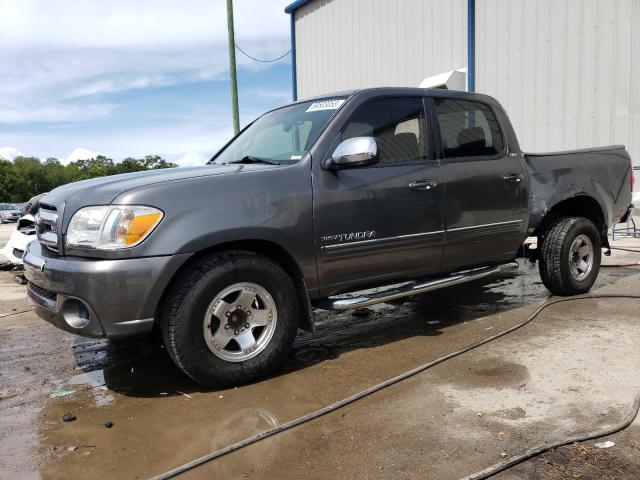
[210,98,346,165]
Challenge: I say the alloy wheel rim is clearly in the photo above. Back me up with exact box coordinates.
[568,234,594,281]
[203,282,277,362]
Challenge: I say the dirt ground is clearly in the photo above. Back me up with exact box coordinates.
[1,222,640,479]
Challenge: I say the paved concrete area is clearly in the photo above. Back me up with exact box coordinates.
[0,223,12,242]
[1,220,639,479]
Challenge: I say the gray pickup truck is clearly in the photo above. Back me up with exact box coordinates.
[23,88,634,386]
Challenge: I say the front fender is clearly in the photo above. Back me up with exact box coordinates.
[111,162,318,291]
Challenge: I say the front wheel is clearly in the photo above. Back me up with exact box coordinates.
[539,217,602,296]
[161,253,299,387]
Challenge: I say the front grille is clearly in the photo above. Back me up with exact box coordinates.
[39,202,56,212]
[28,282,58,303]
[36,202,59,252]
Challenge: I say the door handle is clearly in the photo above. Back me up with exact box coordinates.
[503,173,523,183]
[408,179,437,191]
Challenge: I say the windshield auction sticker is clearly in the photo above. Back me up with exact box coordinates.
[306,99,345,112]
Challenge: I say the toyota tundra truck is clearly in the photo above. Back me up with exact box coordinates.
[23,88,634,387]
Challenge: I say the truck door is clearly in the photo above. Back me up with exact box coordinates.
[431,96,528,271]
[312,96,445,295]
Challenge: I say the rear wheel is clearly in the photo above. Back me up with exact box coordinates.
[539,217,601,296]
[161,253,299,387]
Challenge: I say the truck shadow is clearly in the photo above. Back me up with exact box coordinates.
[71,268,549,398]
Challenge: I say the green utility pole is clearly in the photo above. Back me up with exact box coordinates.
[226,0,240,134]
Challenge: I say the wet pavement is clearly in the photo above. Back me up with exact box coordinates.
[1,220,639,479]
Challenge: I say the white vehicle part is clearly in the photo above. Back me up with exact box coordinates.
[419,68,467,91]
[1,214,36,265]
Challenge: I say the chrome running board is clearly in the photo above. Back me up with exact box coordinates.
[315,261,519,310]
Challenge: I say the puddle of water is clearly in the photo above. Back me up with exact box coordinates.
[67,370,114,407]
[69,370,105,388]
[209,407,279,450]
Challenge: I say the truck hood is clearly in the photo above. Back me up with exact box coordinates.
[43,163,277,218]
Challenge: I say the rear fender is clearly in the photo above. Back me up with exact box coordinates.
[532,195,609,249]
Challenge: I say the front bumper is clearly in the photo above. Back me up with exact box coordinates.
[23,241,191,339]
[1,230,35,265]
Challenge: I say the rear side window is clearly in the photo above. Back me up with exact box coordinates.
[339,97,427,164]
[434,98,504,158]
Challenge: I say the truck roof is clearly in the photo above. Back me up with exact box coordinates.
[296,86,501,108]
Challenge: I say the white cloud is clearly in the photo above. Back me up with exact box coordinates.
[247,88,293,102]
[0,0,291,49]
[1,102,117,124]
[66,147,101,164]
[65,75,173,99]
[175,152,209,167]
[0,1,290,163]
[0,146,22,160]
[0,1,292,123]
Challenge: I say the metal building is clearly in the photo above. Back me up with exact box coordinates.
[285,0,640,164]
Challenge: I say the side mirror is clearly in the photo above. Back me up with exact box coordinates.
[328,137,378,169]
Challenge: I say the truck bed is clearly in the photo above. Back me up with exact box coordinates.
[524,144,633,234]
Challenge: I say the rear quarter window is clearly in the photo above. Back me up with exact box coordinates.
[434,98,504,158]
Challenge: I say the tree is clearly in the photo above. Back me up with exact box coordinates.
[0,154,178,202]
[12,156,50,195]
[142,155,177,170]
[0,158,30,202]
[71,155,117,179]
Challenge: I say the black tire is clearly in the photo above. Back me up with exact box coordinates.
[539,217,601,296]
[161,252,300,387]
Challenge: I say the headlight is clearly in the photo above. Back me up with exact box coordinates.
[66,205,163,249]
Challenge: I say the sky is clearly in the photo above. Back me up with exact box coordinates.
[0,0,294,167]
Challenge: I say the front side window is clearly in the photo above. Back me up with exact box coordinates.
[338,97,427,165]
[434,98,504,158]
[212,98,346,165]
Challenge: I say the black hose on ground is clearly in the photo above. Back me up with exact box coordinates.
[462,394,640,479]
[602,246,640,267]
[0,309,32,318]
[151,294,640,480]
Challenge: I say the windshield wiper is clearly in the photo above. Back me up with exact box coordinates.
[228,155,280,165]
